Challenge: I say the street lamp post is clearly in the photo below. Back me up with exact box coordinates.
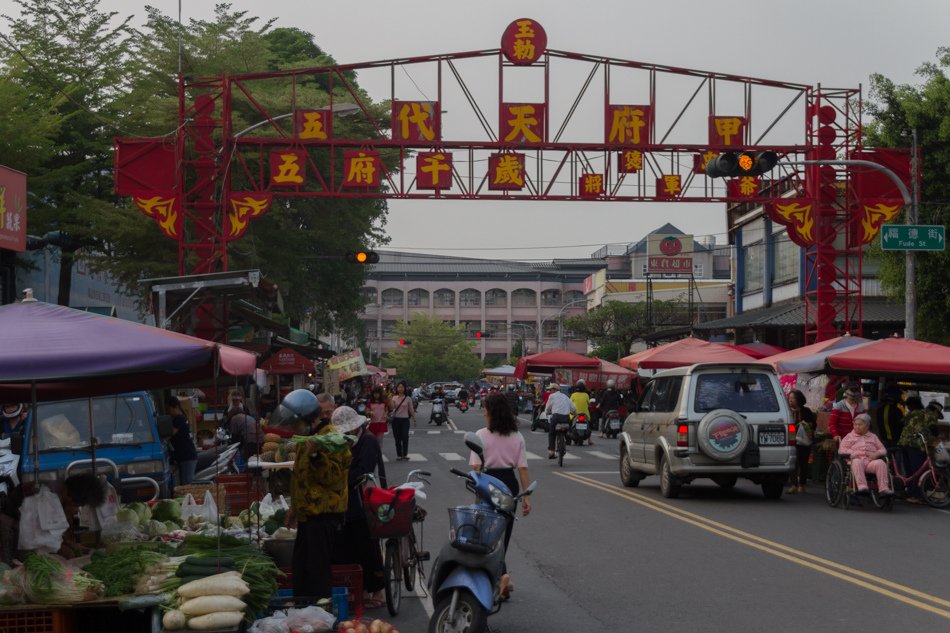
[507,323,534,357]
[539,298,587,351]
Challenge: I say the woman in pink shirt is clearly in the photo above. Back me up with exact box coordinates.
[838,413,893,496]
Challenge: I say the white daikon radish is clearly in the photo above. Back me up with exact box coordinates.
[179,595,246,616]
[187,611,244,630]
[162,609,187,631]
[177,572,250,599]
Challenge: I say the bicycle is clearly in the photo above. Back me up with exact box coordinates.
[888,433,950,509]
[553,418,572,467]
[361,469,431,616]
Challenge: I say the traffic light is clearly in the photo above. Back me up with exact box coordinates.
[705,150,778,178]
[345,250,380,264]
[398,339,411,346]
[474,331,491,338]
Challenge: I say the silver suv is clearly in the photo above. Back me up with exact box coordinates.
[619,363,795,499]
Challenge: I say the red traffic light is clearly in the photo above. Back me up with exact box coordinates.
[475,331,482,338]
[398,339,411,345]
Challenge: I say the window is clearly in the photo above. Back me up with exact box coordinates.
[407,288,429,307]
[32,395,156,450]
[363,320,379,337]
[460,320,480,336]
[638,381,658,412]
[541,289,562,306]
[564,290,584,305]
[511,288,537,307]
[485,289,507,306]
[486,320,507,336]
[459,289,481,307]
[434,288,455,307]
[511,320,536,340]
[542,320,560,338]
[743,242,764,293]
[773,233,798,285]
[694,372,780,413]
[652,377,683,413]
[381,288,403,307]
[361,287,378,305]
[381,320,399,338]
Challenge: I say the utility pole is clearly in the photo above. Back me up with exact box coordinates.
[905,129,918,340]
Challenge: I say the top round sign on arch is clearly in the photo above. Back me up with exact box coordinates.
[501,19,547,65]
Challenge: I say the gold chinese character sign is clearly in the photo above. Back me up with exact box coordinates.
[501,18,547,65]
[343,151,383,189]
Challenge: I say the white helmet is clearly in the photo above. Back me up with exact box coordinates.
[606,380,616,389]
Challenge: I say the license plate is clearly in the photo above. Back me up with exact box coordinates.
[575,423,588,431]
[759,431,785,446]
[609,420,622,429]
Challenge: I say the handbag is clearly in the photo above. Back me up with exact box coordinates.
[389,396,407,423]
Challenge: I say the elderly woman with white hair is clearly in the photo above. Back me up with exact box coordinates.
[838,412,893,496]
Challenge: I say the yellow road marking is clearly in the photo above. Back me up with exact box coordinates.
[557,472,950,619]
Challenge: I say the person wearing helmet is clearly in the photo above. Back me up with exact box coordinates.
[571,381,592,444]
[597,380,623,439]
[274,389,352,600]
[1,403,27,451]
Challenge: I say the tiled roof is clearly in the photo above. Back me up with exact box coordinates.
[693,299,905,330]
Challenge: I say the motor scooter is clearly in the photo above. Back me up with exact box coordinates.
[427,432,536,633]
[194,442,241,481]
[430,396,447,425]
[603,409,622,439]
[568,412,591,445]
[457,399,469,413]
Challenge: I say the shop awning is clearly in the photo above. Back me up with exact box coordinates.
[259,347,315,375]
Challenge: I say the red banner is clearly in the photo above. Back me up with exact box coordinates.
[114,138,176,196]
[605,105,652,146]
[708,116,746,147]
[343,151,382,188]
[499,103,545,144]
[132,192,181,240]
[226,193,273,240]
[580,174,604,198]
[392,101,440,142]
[295,109,332,141]
[488,153,526,190]
[618,150,643,174]
[727,176,759,198]
[416,152,453,190]
[501,18,546,65]
[0,165,27,252]
[270,150,306,187]
[656,175,682,199]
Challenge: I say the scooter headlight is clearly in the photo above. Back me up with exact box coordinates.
[488,483,516,512]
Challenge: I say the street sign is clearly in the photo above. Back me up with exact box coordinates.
[880,224,946,251]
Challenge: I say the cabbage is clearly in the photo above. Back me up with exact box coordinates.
[151,499,182,524]
[144,519,169,537]
[164,520,179,532]
[115,508,139,525]
[125,502,151,525]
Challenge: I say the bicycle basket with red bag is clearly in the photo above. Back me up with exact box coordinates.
[363,486,416,538]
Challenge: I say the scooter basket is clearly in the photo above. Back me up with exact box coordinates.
[447,506,507,555]
[364,487,416,538]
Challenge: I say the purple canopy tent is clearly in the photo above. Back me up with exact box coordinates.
[0,300,256,401]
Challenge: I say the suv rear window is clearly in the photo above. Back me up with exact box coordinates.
[693,373,780,413]
[31,394,156,450]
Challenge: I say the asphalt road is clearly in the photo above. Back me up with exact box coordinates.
[372,402,950,632]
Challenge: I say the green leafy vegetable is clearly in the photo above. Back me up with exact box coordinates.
[151,499,182,524]
[83,546,167,597]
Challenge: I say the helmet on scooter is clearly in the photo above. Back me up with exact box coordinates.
[606,379,615,389]
[270,389,319,429]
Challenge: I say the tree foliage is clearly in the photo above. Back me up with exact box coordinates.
[1,0,389,338]
[563,300,682,358]
[385,315,483,385]
[865,48,950,343]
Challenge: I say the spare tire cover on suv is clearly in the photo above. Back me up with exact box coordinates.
[696,409,749,462]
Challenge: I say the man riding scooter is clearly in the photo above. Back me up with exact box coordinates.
[570,380,592,445]
[597,380,623,439]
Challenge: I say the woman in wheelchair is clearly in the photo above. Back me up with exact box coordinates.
[839,414,894,497]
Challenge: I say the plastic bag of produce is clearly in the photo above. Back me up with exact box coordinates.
[283,606,335,632]
[17,486,68,553]
[249,613,290,633]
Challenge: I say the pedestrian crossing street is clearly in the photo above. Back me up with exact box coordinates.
[381,448,620,463]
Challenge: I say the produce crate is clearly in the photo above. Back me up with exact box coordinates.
[331,564,364,620]
[0,607,74,633]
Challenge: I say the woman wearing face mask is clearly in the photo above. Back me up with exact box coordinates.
[331,406,388,609]
[829,383,866,443]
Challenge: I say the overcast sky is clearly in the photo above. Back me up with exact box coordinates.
[4,0,948,260]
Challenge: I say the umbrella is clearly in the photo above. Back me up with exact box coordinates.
[726,342,788,359]
[762,335,873,375]
[618,337,756,371]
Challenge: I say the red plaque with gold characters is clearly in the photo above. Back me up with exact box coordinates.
[693,151,718,175]
[618,150,644,174]
[580,173,604,198]
[656,175,682,199]
[0,165,27,252]
[295,109,332,141]
[416,152,453,190]
[708,116,746,148]
[392,101,440,143]
[501,19,546,65]
[488,153,526,191]
[605,105,652,146]
[343,150,382,189]
[727,176,759,198]
[270,150,306,187]
[499,103,545,145]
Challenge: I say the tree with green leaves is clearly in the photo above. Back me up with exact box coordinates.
[385,315,483,385]
[864,48,950,344]
[563,300,682,361]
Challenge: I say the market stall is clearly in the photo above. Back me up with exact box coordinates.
[552,359,635,390]
[259,347,316,400]
[512,350,600,379]
[618,337,756,371]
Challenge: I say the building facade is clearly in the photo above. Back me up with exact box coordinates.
[361,251,604,364]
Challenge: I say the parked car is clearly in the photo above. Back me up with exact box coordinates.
[618,363,795,499]
[19,391,174,500]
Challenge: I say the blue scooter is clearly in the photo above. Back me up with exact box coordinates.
[427,432,537,633]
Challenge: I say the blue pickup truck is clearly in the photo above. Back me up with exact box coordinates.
[18,391,173,500]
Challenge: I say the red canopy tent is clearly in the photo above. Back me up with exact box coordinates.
[725,342,787,359]
[554,358,636,390]
[513,350,600,379]
[259,347,315,375]
[763,335,873,375]
[618,337,756,371]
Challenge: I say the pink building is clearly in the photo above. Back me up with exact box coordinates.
[361,252,604,364]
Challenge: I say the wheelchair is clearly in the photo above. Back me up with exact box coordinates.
[825,452,894,511]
